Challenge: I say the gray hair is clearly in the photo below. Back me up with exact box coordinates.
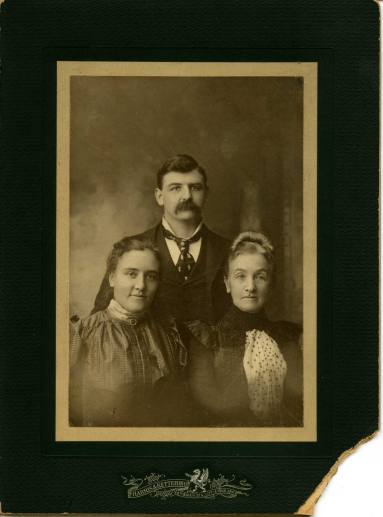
[225,231,274,275]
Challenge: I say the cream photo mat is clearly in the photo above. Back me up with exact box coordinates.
[56,61,317,442]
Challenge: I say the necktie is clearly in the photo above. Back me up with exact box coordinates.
[162,226,202,280]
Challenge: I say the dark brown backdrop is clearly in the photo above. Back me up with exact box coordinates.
[70,76,303,322]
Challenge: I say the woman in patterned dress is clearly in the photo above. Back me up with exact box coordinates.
[69,237,187,427]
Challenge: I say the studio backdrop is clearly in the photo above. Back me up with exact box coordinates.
[69,75,303,323]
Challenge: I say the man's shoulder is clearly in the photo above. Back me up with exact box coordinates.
[128,224,160,240]
[203,226,231,249]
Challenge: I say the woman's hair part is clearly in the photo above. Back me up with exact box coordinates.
[225,230,274,276]
[106,237,161,277]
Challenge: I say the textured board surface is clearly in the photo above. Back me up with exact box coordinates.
[0,0,379,513]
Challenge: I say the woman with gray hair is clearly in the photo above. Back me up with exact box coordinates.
[186,231,303,427]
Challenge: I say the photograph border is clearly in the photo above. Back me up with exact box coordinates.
[55,61,317,442]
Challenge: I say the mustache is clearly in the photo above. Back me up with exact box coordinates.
[175,200,201,213]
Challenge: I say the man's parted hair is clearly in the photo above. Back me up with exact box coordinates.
[157,154,208,189]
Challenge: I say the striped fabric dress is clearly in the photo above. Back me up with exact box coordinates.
[69,301,187,427]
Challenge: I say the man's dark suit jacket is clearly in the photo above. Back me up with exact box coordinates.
[92,223,231,323]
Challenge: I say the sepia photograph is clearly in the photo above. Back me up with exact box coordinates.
[56,62,317,441]
[2,0,379,512]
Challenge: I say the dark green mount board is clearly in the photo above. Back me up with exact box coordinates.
[0,0,379,514]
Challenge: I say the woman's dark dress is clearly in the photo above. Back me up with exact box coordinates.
[186,305,303,427]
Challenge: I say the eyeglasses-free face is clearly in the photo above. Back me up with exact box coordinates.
[109,249,160,314]
[224,252,272,314]
[155,169,208,225]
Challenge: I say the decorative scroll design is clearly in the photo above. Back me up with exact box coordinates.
[121,468,253,500]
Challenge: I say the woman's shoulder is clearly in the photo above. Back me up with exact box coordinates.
[69,311,113,365]
[265,319,302,346]
[70,310,111,340]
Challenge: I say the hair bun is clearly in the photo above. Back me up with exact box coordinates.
[231,231,274,253]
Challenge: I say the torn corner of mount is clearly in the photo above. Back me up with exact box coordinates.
[295,431,379,516]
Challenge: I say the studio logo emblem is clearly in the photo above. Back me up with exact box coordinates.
[121,468,252,499]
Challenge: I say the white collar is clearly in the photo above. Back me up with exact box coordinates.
[162,217,203,238]
[107,298,148,323]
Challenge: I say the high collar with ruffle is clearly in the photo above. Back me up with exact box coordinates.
[218,304,270,333]
[106,298,149,325]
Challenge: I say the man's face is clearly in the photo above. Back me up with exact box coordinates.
[155,169,208,224]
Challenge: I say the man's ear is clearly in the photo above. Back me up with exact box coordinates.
[154,188,164,207]
[224,276,230,294]
[109,273,115,287]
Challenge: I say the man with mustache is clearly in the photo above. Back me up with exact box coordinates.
[92,154,230,323]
